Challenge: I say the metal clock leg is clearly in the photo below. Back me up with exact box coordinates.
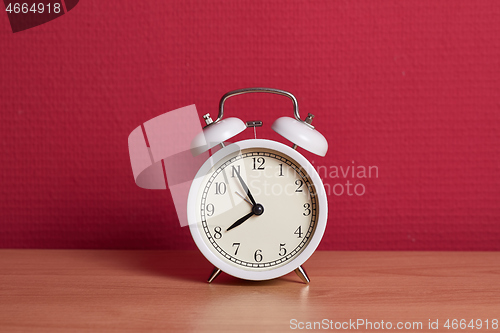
[207,267,222,283]
[294,265,310,284]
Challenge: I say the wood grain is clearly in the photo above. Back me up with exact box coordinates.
[0,250,499,332]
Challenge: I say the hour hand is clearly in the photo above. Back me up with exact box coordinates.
[226,211,254,232]
[233,168,256,206]
[226,203,264,232]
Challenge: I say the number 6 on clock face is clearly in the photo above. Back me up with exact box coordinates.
[188,139,328,281]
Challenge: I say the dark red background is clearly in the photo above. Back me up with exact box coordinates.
[1,1,499,250]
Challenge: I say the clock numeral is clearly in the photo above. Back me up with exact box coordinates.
[278,163,284,176]
[214,182,227,195]
[279,243,287,256]
[252,157,265,170]
[206,203,215,217]
[303,203,311,216]
[232,242,240,255]
[294,226,303,238]
[231,165,241,178]
[213,226,222,239]
[254,249,263,262]
[295,179,303,192]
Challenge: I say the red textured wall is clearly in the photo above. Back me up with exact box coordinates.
[1,1,499,250]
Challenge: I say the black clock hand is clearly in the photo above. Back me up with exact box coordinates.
[226,203,265,232]
[226,211,254,232]
[233,168,256,206]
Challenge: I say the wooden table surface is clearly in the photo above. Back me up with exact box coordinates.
[1,250,499,332]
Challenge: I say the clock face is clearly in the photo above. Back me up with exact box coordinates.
[193,145,318,271]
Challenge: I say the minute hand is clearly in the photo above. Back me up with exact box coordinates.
[234,168,256,206]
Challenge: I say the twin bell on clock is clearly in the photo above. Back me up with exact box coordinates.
[128,88,328,284]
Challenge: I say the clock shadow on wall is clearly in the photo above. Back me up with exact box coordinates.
[3,0,79,33]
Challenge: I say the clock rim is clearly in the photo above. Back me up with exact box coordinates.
[187,139,328,281]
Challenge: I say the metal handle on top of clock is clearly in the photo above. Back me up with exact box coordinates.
[217,88,314,128]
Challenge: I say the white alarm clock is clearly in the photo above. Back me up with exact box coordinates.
[187,88,328,283]
[128,88,328,283]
